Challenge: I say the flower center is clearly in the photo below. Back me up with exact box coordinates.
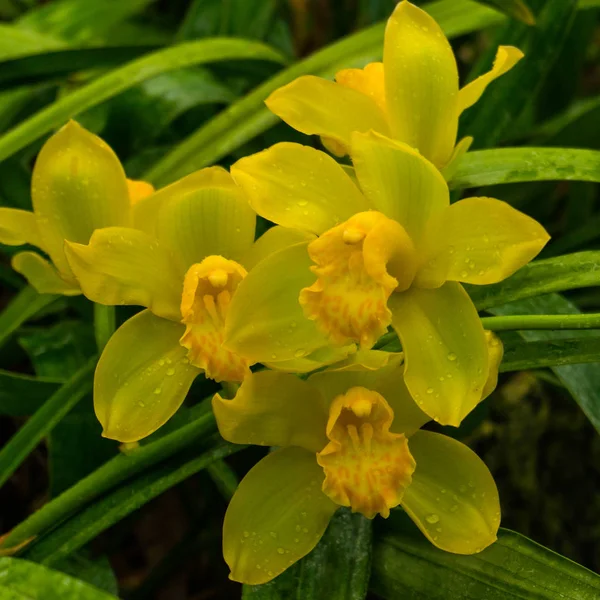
[299,211,417,349]
[179,255,250,382]
[317,386,415,519]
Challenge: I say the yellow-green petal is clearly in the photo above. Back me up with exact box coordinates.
[213,371,328,452]
[241,225,316,271]
[440,136,473,182]
[231,143,370,235]
[264,344,354,374]
[0,208,45,249]
[154,170,256,271]
[223,447,338,585]
[265,75,390,155]
[416,197,550,287]
[383,1,458,167]
[11,251,80,295]
[308,355,429,437]
[65,227,182,321]
[224,242,333,363]
[402,430,500,554]
[458,46,524,115]
[351,132,449,245]
[389,282,488,427]
[95,310,199,442]
[482,331,503,401]
[32,121,130,278]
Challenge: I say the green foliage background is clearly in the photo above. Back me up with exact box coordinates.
[1,0,600,598]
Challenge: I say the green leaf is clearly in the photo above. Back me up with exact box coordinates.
[491,294,600,434]
[0,45,160,89]
[144,0,507,186]
[500,335,600,372]
[0,286,60,351]
[16,0,156,44]
[473,0,535,24]
[370,512,600,599]
[0,371,61,416]
[461,0,578,149]
[467,251,600,311]
[243,508,372,600]
[0,38,285,163]
[450,147,600,189]
[55,553,119,597]
[0,25,63,60]
[0,404,214,552]
[22,439,241,566]
[0,557,118,599]
[0,356,95,489]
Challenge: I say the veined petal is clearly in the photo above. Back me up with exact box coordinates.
[213,371,328,452]
[224,242,333,363]
[223,447,338,585]
[264,344,354,374]
[416,197,550,287]
[231,143,370,235]
[265,75,389,155]
[95,310,199,442]
[402,430,500,554]
[308,355,429,437]
[458,46,524,115]
[127,178,154,205]
[389,282,488,427]
[351,132,449,246]
[241,225,315,271]
[32,121,130,278]
[12,251,79,295]
[0,208,45,250]
[384,1,458,167]
[65,227,182,321]
[440,136,473,182]
[335,62,386,113]
[154,171,256,271]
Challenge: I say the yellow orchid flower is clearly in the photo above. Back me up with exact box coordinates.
[64,168,347,443]
[0,121,153,295]
[266,0,523,170]
[224,133,549,426]
[213,338,503,585]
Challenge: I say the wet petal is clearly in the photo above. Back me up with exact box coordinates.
[223,447,338,585]
[458,46,524,115]
[65,227,182,321]
[335,62,386,113]
[389,282,488,427]
[12,251,79,295]
[384,1,458,167]
[351,132,449,246]
[95,310,199,442]
[213,371,328,452]
[0,208,45,250]
[416,197,550,287]
[482,331,503,401]
[32,121,130,278]
[266,75,389,155]
[231,143,370,235]
[127,178,155,205]
[154,170,256,271]
[264,344,354,374]
[224,242,332,363]
[402,430,500,554]
[241,226,315,271]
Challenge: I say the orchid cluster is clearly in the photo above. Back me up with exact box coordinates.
[0,1,549,586]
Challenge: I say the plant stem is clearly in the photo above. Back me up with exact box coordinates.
[93,304,115,352]
[0,403,217,552]
[481,313,600,331]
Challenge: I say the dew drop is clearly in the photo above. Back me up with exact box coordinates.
[426,514,440,524]
[166,368,175,376]
[426,387,434,394]
[447,352,457,361]
[277,548,285,555]
[153,388,162,395]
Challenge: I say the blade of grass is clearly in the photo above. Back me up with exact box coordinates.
[92,305,115,353]
[0,38,285,163]
[0,356,95,490]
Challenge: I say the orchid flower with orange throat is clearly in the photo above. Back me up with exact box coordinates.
[0,121,153,295]
[224,134,549,426]
[266,1,523,173]
[64,169,348,442]
[213,339,503,584]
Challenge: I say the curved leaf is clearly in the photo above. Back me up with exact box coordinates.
[0,38,285,163]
